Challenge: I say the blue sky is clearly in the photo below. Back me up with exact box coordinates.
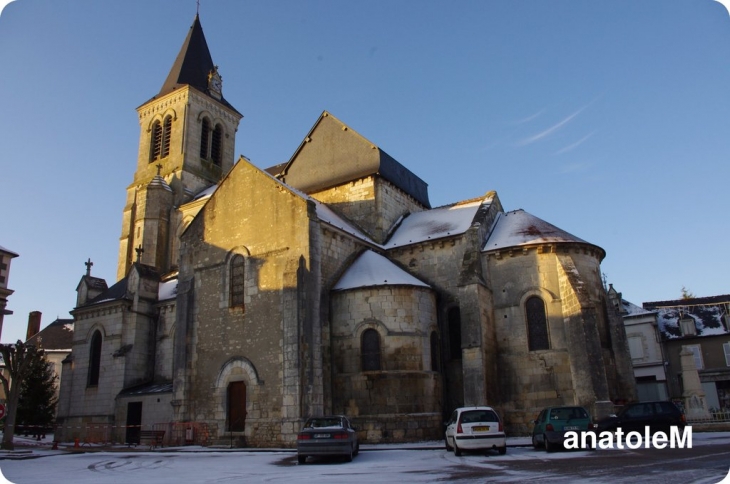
[1,0,728,343]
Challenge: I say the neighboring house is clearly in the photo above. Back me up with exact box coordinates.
[644,296,730,411]
[0,245,19,342]
[609,286,669,402]
[25,316,74,406]
[55,14,636,446]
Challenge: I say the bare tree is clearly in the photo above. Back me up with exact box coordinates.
[0,341,44,450]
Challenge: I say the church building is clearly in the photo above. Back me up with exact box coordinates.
[55,15,636,447]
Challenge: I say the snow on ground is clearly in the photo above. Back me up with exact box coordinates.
[0,433,728,484]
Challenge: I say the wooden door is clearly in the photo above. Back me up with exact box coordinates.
[228,381,247,432]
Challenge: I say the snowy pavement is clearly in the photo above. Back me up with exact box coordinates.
[0,432,728,483]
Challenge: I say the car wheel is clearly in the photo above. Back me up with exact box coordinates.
[298,455,307,464]
[498,446,507,455]
[454,441,462,457]
[345,445,354,462]
[354,442,360,456]
[445,435,453,451]
[545,436,556,453]
[532,434,541,449]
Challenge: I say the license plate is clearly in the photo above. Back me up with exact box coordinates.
[314,433,330,438]
[473,426,490,432]
[564,426,579,431]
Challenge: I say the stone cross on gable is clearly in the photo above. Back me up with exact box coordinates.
[156,164,163,176]
[135,245,144,262]
[85,258,93,276]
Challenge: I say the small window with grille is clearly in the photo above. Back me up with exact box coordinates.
[229,255,245,309]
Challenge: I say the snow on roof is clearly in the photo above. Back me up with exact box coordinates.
[621,299,655,318]
[192,184,218,201]
[654,304,729,339]
[314,202,375,244]
[159,278,178,301]
[384,199,487,249]
[333,250,430,291]
[483,209,589,252]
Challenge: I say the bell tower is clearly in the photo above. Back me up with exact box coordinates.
[117,15,243,281]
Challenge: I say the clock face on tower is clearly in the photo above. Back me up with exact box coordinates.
[208,68,222,98]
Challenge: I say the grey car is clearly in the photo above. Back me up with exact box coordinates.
[297,415,359,464]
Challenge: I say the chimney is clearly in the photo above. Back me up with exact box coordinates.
[26,311,42,341]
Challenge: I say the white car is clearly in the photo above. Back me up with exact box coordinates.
[444,406,507,455]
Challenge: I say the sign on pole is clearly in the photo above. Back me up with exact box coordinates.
[0,403,6,420]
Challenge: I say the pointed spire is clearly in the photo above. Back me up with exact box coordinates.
[156,15,241,115]
[158,15,215,97]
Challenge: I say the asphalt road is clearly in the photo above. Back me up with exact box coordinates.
[1,438,729,483]
[436,443,730,483]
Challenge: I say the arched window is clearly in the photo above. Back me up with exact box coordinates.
[361,329,381,371]
[88,330,102,386]
[229,255,245,309]
[211,124,223,166]
[150,115,173,162]
[199,119,223,166]
[526,296,550,351]
[430,331,440,372]
[448,307,462,360]
[200,118,210,158]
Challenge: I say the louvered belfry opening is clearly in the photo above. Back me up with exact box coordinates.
[211,124,223,166]
[200,118,210,158]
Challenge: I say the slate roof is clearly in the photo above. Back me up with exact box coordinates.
[276,112,430,208]
[0,245,18,257]
[76,275,108,293]
[26,318,74,350]
[82,277,128,307]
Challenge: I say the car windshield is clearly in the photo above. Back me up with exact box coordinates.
[460,410,498,423]
[549,407,588,420]
[306,418,343,429]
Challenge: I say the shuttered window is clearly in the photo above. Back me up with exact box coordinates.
[200,118,210,158]
[211,124,223,166]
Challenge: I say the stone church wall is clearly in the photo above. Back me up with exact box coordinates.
[488,247,575,434]
[311,176,425,244]
[330,285,442,442]
[176,162,314,446]
[154,301,176,381]
[56,304,129,441]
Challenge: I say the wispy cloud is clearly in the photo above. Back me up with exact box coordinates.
[517,106,586,146]
[516,96,601,147]
[555,131,596,155]
[510,109,545,125]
